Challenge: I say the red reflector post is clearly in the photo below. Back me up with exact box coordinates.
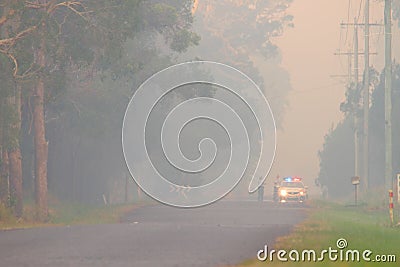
[389,190,394,225]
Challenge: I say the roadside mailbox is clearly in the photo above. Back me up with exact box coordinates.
[351,176,360,206]
[351,176,360,185]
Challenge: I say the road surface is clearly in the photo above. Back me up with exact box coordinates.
[0,201,306,267]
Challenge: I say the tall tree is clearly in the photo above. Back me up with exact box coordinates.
[8,84,23,217]
[1,0,200,213]
[0,4,23,215]
[188,0,294,126]
[45,0,200,204]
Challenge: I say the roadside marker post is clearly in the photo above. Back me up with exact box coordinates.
[389,190,394,226]
[397,174,400,204]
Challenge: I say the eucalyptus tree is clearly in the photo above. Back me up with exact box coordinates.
[0,0,199,219]
[189,0,294,126]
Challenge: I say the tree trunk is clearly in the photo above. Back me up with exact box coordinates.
[8,84,23,217]
[1,148,10,206]
[9,148,22,217]
[34,76,48,220]
[34,28,48,220]
[0,102,6,205]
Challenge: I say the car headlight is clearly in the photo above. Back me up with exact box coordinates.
[300,191,304,195]
[280,189,287,196]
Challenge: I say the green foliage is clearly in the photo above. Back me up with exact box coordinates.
[148,3,179,28]
[194,0,294,58]
[318,118,355,198]
[185,0,294,127]
[339,82,362,116]
[318,65,400,198]
[3,0,199,82]
[47,203,136,225]
[0,0,201,209]
[170,29,200,52]
[0,204,16,224]
[2,1,292,206]
[41,0,199,203]
[0,202,141,229]
[239,201,400,267]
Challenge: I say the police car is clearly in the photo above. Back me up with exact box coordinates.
[277,176,308,203]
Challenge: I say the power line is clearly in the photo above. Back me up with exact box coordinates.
[338,27,349,75]
[371,18,384,67]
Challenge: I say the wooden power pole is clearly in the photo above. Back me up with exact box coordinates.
[354,18,360,179]
[384,0,393,192]
[363,0,370,191]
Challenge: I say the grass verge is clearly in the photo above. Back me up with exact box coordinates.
[0,202,148,230]
[236,200,400,267]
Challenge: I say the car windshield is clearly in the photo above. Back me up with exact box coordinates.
[281,182,304,188]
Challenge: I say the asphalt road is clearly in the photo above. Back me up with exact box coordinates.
[0,201,306,267]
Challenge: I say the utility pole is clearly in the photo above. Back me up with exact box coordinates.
[363,0,370,191]
[384,0,392,192]
[336,17,379,180]
[354,17,360,178]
